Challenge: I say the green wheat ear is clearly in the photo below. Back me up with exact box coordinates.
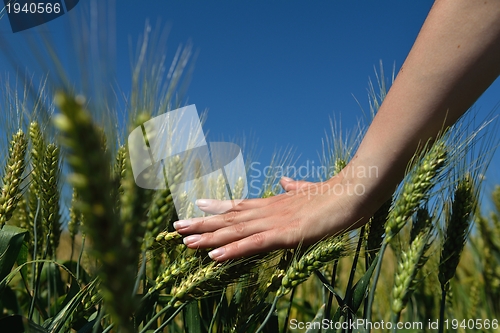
[67,189,82,244]
[437,174,477,332]
[385,141,447,243]
[277,236,346,297]
[113,144,127,210]
[9,195,29,229]
[0,130,28,228]
[367,140,447,322]
[439,175,476,288]
[168,254,271,308]
[391,208,433,319]
[365,198,392,263]
[54,91,136,333]
[41,143,61,258]
[27,121,46,258]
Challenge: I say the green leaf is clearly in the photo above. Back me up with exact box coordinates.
[56,279,81,316]
[135,292,159,327]
[62,260,92,285]
[183,301,204,333]
[201,295,220,331]
[16,241,28,282]
[46,278,98,333]
[0,225,27,295]
[0,285,20,314]
[314,271,345,308]
[42,262,66,304]
[347,253,378,312]
[330,254,379,326]
[331,306,342,324]
[76,318,100,333]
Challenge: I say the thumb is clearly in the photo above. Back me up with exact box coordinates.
[280,177,313,191]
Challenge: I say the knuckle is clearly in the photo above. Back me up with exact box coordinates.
[197,218,207,228]
[223,211,238,224]
[200,232,213,243]
[232,221,246,234]
[249,233,266,247]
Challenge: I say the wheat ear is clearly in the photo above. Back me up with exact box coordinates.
[438,175,476,333]
[385,142,447,242]
[54,92,135,333]
[27,121,46,257]
[0,130,28,228]
[41,143,61,258]
[391,208,433,322]
[277,236,345,297]
[367,140,447,323]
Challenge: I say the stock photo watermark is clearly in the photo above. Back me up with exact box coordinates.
[3,0,80,33]
[289,318,499,331]
[247,161,379,198]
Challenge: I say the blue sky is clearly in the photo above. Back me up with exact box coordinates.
[1,1,500,192]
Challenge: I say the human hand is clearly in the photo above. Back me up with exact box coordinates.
[174,174,375,261]
[173,0,500,262]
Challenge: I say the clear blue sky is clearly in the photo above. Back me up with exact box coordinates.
[1,1,500,191]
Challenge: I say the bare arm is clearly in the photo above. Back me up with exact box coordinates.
[175,0,500,261]
[349,0,500,212]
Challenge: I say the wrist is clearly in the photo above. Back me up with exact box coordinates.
[326,161,393,219]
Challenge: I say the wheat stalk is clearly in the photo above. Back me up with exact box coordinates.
[365,198,392,263]
[68,189,81,241]
[0,130,28,228]
[216,173,226,200]
[277,236,345,297]
[27,121,46,258]
[54,91,135,333]
[113,144,127,210]
[391,208,433,322]
[367,140,447,323]
[438,175,476,333]
[439,175,476,288]
[233,176,245,200]
[41,143,61,258]
[9,195,29,229]
[477,215,500,300]
[150,254,202,293]
[146,188,174,244]
[385,142,447,243]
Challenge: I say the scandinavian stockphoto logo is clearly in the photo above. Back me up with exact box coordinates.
[128,105,248,220]
[3,0,80,33]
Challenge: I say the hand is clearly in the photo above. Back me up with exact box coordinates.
[178,0,500,262]
[174,175,374,261]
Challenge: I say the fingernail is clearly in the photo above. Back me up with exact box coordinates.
[208,248,225,260]
[281,176,293,182]
[196,199,213,207]
[173,219,192,229]
[183,235,201,245]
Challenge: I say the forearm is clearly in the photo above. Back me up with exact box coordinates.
[344,0,500,210]
[175,0,500,261]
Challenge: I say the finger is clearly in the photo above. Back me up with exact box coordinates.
[195,198,242,214]
[206,228,295,261]
[174,208,260,234]
[280,177,314,192]
[183,217,273,249]
[195,195,284,214]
